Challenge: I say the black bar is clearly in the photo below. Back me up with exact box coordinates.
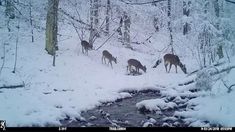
[3,127,234,132]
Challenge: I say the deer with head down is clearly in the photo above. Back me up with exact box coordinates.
[127,59,146,74]
[81,40,93,55]
[163,54,187,74]
[102,50,117,68]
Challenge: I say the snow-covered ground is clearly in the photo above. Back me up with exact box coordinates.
[0,25,189,126]
[1,0,235,127]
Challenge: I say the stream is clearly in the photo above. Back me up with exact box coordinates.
[60,89,197,127]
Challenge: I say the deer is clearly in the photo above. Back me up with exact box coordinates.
[81,40,93,55]
[102,50,117,68]
[127,59,146,74]
[163,54,187,74]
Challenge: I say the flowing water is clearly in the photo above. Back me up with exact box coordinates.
[60,89,191,127]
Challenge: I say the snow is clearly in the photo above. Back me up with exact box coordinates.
[136,98,177,111]
[0,0,235,127]
[0,24,187,126]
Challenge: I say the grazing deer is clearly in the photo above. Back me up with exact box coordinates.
[81,40,93,55]
[102,50,117,68]
[127,59,146,74]
[164,54,187,74]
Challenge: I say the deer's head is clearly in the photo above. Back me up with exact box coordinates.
[142,66,147,73]
[180,63,187,74]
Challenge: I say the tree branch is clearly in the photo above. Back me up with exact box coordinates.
[222,79,235,93]
[225,0,235,4]
[0,83,25,89]
[119,0,166,5]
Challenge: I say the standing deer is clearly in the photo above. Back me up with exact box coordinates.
[102,50,117,68]
[164,54,187,74]
[127,59,146,74]
[81,40,93,55]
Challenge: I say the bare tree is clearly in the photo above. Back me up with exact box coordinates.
[105,0,111,35]
[213,0,224,59]
[89,0,100,45]
[167,0,174,54]
[5,0,15,19]
[123,11,131,49]
[29,0,34,42]
[183,0,191,35]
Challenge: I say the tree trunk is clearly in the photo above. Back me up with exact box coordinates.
[29,0,34,43]
[89,0,100,45]
[89,0,94,45]
[123,11,131,49]
[45,0,59,60]
[183,0,191,35]
[94,0,99,28]
[167,0,174,54]
[214,0,224,59]
[89,0,100,43]
[105,0,111,35]
[5,0,15,19]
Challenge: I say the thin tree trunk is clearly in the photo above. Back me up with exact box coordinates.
[105,0,111,35]
[13,20,20,73]
[29,0,34,42]
[167,0,173,54]
[89,0,94,45]
[123,11,131,49]
[214,0,224,59]
[183,0,191,35]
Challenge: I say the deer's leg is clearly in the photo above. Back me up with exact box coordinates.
[110,61,113,69]
[129,65,132,73]
[102,56,104,64]
[175,65,177,73]
[165,63,168,73]
[104,58,106,64]
[127,65,129,72]
[85,49,87,55]
[168,64,172,73]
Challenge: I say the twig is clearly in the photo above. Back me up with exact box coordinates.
[0,43,6,76]
[221,79,235,93]
[12,19,20,73]
[95,31,116,50]
[71,22,82,41]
